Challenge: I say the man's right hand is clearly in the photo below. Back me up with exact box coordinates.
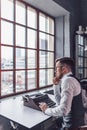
[53,77,60,85]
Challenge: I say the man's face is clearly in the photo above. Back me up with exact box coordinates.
[55,61,64,79]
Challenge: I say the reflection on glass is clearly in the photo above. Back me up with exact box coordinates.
[16,71,25,92]
[16,48,25,69]
[27,7,37,29]
[1,20,13,45]
[1,71,13,96]
[1,0,14,21]
[16,25,25,47]
[27,70,37,90]
[27,50,37,68]
[16,1,25,25]
[1,46,13,69]
[27,29,37,48]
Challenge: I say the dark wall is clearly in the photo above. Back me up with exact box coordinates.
[53,0,81,59]
[80,0,87,27]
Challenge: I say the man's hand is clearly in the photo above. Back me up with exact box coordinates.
[39,102,49,112]
[53,77,60,85]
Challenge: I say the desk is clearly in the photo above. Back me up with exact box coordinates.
[0,94,55,129]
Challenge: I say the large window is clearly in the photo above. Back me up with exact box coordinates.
[0,0,55,98]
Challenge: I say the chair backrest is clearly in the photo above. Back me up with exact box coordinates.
[80,79,87,125]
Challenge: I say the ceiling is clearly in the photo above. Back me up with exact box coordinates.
[22,0,69,17]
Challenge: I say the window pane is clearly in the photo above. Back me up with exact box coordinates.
[39,69,47,87]
[1,0,14,21]
[40,51,54,68]
[16,48,25,69]
[47,52,54,67]
[39,13,54,34]
[16,71,25,92]
[27,29,37,48]
[16,1,26,25]
[39,51,47,68]
[47,35,54,51]
[78,57,83,67]
[39,13,46,32]
[39,33,54,51]
[84,58,87,67]
[16,25,25,47]
[27,50,37,68]
[78,35,83,45]
[48,69,54,84]
[78,46,83,56]
[39,33,47,50]
[47,17,54,34]
[78,68,83,79]
[27,7,37,29]
[1,20,13,45]
[84,68,87,78]
[27,70,37,90]
[84,49,87,57]
[39,69,54,87]
[1,46,13,69]
[1,71,13,96]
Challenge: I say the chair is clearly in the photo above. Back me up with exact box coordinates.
[80,79,87,125]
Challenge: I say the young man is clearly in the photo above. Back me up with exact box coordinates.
[39,57,84,130]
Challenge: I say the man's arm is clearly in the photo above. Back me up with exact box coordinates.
[39,78,74,117]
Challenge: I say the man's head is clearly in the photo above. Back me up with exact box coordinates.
[55,57,75,79]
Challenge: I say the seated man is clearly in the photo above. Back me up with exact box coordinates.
[39,57,85,130]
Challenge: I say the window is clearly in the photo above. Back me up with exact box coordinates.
[0,0,55,98]
[75,34,87,79]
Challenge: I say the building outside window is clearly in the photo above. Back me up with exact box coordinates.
[0,0,55,98]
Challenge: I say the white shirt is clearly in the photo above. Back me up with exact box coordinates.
[45,72,81,117]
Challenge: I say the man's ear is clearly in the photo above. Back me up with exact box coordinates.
[62,66,66,73]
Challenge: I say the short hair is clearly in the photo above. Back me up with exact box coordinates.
[55,57,75,69]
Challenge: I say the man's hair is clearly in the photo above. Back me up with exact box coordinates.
[55,57,75,70]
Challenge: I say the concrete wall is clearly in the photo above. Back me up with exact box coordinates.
[53,0,81,59]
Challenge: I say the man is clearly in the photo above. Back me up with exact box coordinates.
[39,57,84,130]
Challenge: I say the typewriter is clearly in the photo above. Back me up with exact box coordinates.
[23,93,56,111]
